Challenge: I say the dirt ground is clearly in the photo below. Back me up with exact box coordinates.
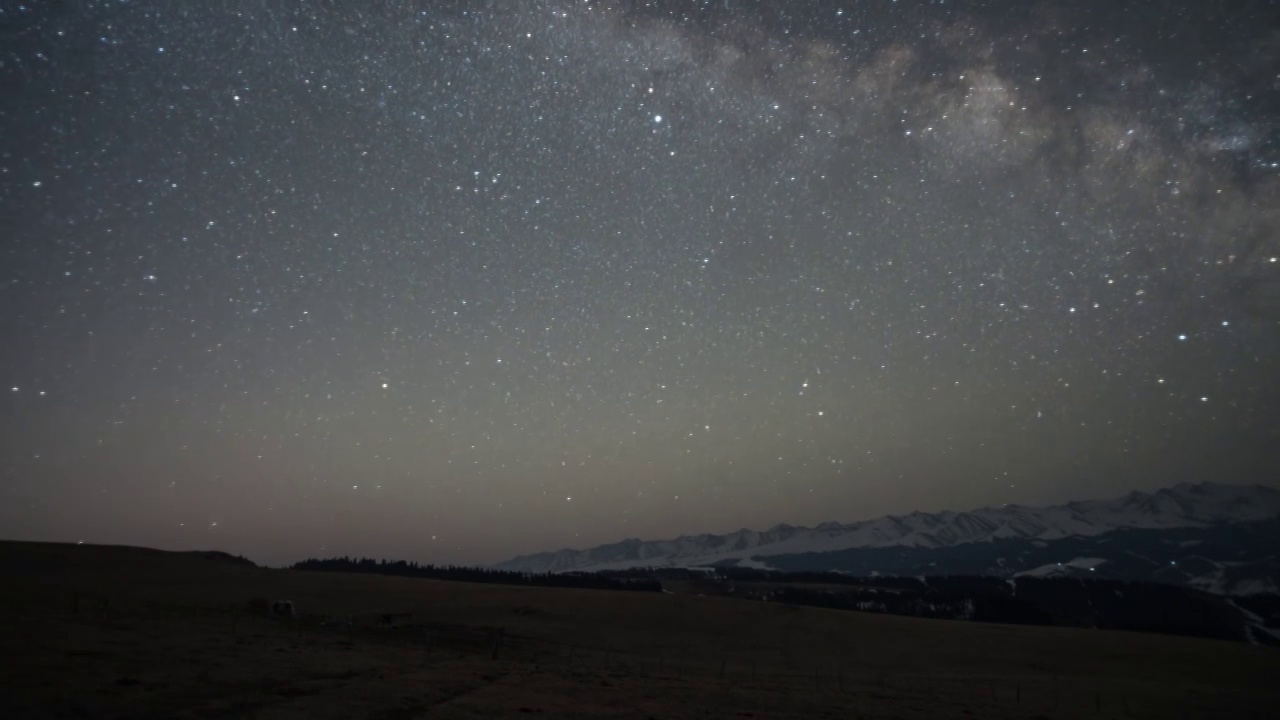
[1,541,1277,719]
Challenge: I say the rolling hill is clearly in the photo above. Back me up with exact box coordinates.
[3,540,1279,718]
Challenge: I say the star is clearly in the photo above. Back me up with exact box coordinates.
[0,0,1273,569]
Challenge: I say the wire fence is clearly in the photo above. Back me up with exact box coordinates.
[13,587,1277,719]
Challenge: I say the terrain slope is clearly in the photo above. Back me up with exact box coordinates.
[1,540,1277,719]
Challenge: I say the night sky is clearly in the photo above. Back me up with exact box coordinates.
[2,1,1278,567]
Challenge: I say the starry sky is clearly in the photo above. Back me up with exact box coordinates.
[2,1,1278,567]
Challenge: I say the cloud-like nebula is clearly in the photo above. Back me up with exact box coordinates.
[588,1,1279,294]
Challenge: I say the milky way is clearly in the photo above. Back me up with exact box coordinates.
[2,1,1278,565]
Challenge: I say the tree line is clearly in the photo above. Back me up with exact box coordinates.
[749,575,1264,643]
[290,556,662,593]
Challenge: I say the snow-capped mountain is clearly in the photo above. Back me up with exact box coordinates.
[494,482,1280,574]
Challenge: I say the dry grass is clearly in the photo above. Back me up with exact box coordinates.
[1,540,1276,718]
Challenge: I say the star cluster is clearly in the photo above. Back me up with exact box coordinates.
[2,1,1277,565]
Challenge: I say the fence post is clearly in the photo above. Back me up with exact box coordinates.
[720,657,727,679]
[491,628,504,660]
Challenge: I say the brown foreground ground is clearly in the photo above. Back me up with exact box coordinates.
[1,541,1277,719]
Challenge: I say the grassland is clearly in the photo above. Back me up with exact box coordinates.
[1,540,1277,718]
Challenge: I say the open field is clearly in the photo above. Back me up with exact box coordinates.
[1,541,1278,719]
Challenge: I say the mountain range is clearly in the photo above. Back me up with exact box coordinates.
[494,482,1280,593]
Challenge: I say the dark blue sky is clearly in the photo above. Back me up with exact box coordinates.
[2,0,1277,566]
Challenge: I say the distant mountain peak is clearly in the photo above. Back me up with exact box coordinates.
[492,482,1280,574]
